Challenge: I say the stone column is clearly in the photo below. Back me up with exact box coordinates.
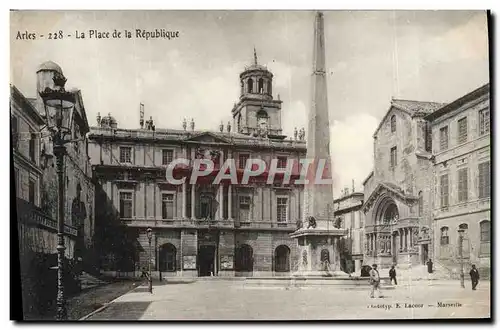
[191,184,196,220]
[409,228,413,248]
[404,228,408,251]
[182,181,187,219]
[228,184,233,220]
[218,184,224,220]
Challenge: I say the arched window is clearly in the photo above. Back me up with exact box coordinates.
[235,244,253,272]
[480,220,490,256]
[440,226,449,245]
[258,78,264,93]
[159,243,177,272]
[418,191,423,216]
[274,245,290,272]
[247,78,254,93]
[459,223,468,235]
[267,81,272,95]
[390,115,396,133]
[237,114,241,132]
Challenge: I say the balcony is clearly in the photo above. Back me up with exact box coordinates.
[119,217,295,231]
[16,198,78,236]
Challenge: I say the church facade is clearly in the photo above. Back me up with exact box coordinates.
[362,83,490,276]
[88,55,307,277]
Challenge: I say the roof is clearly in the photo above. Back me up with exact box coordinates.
[361,182,418,212]
[373,99,447,138]
[391,99,446,116]
[424,83,490,122]
[37,61,63,74]
[362,171,374,186]
[10,85,45,125]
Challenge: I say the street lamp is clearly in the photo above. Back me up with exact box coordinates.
[146,227,153,294]
[458,228,465,288]
[39,88,76,321]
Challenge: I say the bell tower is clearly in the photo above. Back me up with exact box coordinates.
[232,48,285,139]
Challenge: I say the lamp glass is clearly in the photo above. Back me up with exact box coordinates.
[147,228,153,239]
[40,90,76,137]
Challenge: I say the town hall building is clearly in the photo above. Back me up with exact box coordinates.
[88,54,308,278]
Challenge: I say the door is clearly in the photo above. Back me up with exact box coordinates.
[422,244,429,264]
[392,234,398,264]
[198,245,215,276]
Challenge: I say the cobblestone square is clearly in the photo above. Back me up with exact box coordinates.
[86,279,490,320]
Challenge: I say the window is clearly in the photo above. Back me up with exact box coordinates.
[258,78,264,93]
[418,191,423,216]
[478,161,490,199]
[239,154,249,170]
[277,156,287,169]
[458,117,468,144]
[458,168,468,202]
[247,78,253,93]
[120,147,132,163]
[162,193,174,220]
[73,124,80,153]
[480,220,490,256]
[439,126,449,151]
[479,108,490,136]
[390,115,396,133]
[28,179,36,205]
[267,81,272,95]
[440,174,449,208]
[238,196,251,222]
[440,227,449,245]
[119,191,133,218]
[162,149,173,166]
[276,197,288,223]
[11,115,18,150]
[390,147,397,168]
[29,132,36,162]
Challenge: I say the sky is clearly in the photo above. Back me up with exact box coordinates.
[10,10,490,198]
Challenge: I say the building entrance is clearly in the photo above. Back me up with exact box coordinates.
[198,245,215,276]
[421,244,428,264]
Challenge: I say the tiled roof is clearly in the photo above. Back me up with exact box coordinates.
[391,99,446,115]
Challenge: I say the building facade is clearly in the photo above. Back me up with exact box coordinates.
[426,84,490,277]
[12,61,96,317]
[362,83,490,275]
[88,56,307,277]
[333,190,365,273]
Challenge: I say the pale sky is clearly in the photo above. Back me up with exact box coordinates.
[10,10,490,198]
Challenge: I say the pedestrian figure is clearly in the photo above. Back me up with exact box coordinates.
[389,265,397,285]
[140,267,149,280]
[369,264,381,298]
[469,264,480,290]
[426,259,433,273]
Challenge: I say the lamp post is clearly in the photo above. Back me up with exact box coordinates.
[146,227,153,294]
[39,88,76,321]
[458,228,465,288]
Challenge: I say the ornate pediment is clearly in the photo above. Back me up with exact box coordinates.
[184,132,231,144]
[362,182,418,213]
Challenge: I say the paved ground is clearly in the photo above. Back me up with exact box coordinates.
[85,279,490,320]
[30,280,141,320]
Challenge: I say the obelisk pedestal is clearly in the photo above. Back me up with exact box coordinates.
[290,11,348,278]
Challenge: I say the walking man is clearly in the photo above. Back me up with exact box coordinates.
[369,264,381,298]
[389,265,397,285]
[469,264,480,290]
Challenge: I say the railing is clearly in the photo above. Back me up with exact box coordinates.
[120,217,295,230]
[16,198,78,236]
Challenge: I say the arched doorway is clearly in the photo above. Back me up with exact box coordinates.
[159,243,177,272]
[235,244,253,275]
[274,245,290,272]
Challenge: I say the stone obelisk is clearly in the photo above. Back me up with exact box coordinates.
[291,11,348,276]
